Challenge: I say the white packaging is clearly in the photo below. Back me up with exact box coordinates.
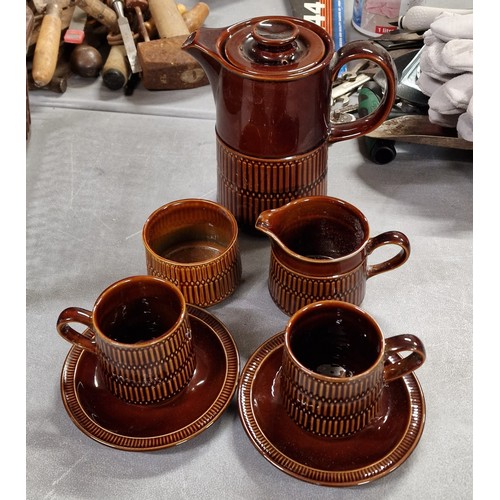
[352,0,472,36]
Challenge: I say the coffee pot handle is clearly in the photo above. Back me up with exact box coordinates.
[366,230,411,278]
[383,334,426,382]
[57,307,97,353]
[327,40,397,143]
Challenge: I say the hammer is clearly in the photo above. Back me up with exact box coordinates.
[28,44,73,93]
[31,1,70,87]
[31,0,118,87]
[137,0,209,90]
[102,2,202,90]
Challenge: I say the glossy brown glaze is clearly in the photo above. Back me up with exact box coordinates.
[281,300,426,438]
[217,136,328,229]
[143,199,242,307]
[57,276,195,405]
[183,17,397,157]
[255,196,411,315]
[182,16,397,226]
[61,305,240,451]
[238,331,426,486]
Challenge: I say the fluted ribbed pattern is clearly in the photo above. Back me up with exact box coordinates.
[238,332,426,486]
[217,136,328,227]
[144,199,242,307]
[268,253,367,315]
[61,305,240,451]
[146,245,241,308]
[280,349,384,437]
[97,317,195,405]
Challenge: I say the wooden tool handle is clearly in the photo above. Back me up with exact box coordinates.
[182,2,209,32]
[102,44,130,90]
[76,0,117,30]
[149,0,189,38]
[32,1,62,87]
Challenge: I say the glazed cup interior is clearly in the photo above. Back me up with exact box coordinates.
[286,301,382,378]
[144,199,237,264]
[273,199,368,261]
[94,276,185,345]
[143,199,242,308]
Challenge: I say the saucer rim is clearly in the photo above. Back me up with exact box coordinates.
[60,304,240,451]
[238,331,426,487]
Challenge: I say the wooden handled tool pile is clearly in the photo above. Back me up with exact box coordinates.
[26,0,210,93]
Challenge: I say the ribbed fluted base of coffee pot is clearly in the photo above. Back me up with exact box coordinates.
[216,135,328,228]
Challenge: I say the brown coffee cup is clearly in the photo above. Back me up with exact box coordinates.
[280,300,425,438]
[143,199,242,307]
[255,196,411,315]
[57,276,195,405]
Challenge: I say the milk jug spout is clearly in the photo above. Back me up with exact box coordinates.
[255,204,294,255]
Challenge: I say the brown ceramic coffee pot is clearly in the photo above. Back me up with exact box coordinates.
[183,16,397,228]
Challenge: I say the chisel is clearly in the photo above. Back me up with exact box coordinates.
[110,0,141,73]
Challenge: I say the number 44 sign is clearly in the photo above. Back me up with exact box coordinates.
[288,0,346,50]
[304,2,331,32]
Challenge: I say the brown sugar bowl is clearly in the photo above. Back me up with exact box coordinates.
[143,199,242,307]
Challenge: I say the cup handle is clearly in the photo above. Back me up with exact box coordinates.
[383,334,426,382]
[366,231,411,278]
[56,307,97,353]
[327,40,397,143]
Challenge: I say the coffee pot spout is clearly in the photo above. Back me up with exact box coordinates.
[182,27,226,97]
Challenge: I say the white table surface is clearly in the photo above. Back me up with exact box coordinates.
[25,1,474,498]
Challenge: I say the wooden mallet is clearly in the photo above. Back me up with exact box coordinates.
[137,0,209,90]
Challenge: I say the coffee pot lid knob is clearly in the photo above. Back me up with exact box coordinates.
[223,16,328,77]
[252,19,299,48]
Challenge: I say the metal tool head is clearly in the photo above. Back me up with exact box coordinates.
[111,0,141,73]
[375,31,424,51]
[395,49,429,108]
[372,48,428,110]
[138,36,209,90]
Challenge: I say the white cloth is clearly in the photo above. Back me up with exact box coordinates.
[428,108,459,129]
[417,72,443,96]
[442,39,473,73]
[457,96,473,142]
[428,73,473,114]
[430,13,473,42]
[417,12,473,141]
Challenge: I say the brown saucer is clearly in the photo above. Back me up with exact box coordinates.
[61,305,239,451]
[238,332,426,487]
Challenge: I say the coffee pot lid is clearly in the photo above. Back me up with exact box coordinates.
[222,17,328,77]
